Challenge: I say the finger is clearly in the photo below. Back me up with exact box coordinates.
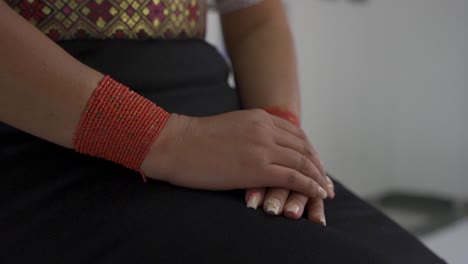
[306,197,326,226]
[263,164,328,199]
[275,130,335,198]
[263,188,290,216]
[270,113,324,175]
[270,114,321,164]
[245,188,266,209]
[325,173,335,199]
[318,161,334,199]
[274,130,331,194]
[271,145,329,196]
[274,128,315,164]
[271,116,333,197]
[283,192,308,220]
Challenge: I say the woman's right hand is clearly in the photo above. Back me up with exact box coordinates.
[141,109,330,199]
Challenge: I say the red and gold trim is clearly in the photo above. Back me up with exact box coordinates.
[5,0,207,41]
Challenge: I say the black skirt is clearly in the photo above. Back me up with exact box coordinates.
[0,40,444,263]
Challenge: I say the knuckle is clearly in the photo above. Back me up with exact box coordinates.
[249,108,269,121]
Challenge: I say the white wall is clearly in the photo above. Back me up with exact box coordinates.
[289,0,468,198]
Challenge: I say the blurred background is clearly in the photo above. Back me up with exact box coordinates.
[207,0,467,263]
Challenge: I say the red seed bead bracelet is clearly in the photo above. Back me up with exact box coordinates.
[262,105,300,127]
[73,75,170,182]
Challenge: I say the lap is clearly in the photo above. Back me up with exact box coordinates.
[0,132,443,264]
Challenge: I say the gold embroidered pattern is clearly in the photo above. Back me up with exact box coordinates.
[5,0,207,40]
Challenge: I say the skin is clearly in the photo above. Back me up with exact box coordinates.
[0,1,331,202]
[0,1,103,148]
[221,0,335,224]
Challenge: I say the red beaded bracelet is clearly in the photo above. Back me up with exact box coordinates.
[262,105,300,127]
[73,75,170,182]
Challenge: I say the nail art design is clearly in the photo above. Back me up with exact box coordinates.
[319,215,327,226]
[246,192,260,209]
[265,198,281,215]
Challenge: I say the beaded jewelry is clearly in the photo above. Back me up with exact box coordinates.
[262,105,300,127]
[73,76,170,182]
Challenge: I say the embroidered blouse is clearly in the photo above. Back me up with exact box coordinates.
[4,0,263,41]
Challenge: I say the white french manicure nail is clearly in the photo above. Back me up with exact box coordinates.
[266,198,281,215]
[246,193,260,209]
[319,215,327,226]
[326,176,334,189]
[285,203,300,215]
[318,186,328,199]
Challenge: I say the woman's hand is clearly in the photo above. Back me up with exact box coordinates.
[141,109,330,198]
[245,143,335,225]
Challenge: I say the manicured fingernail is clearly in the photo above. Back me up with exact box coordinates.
[319,215,327,226]
[326,176,334,189]
[265,198,281,215]
[285,203,300,215]
[318,186,328,199]
[246,193,260,209]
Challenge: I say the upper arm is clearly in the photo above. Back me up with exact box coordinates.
[220,0,288,48]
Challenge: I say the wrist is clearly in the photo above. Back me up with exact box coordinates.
[73,75,170,181]
[140,113,194,181]
[262,105,300,127]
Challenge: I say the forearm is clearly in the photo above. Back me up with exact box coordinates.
[0,2,104,148]
[222,2,300,117]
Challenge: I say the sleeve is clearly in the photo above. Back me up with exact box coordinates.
[215,0,264,14]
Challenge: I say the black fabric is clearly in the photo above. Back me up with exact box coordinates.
[0,40,444,263]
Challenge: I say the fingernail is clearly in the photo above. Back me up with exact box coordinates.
[246,193,260,209]
[318,186,328,199]
[326,176,334,189]
[265,198,281,215]
[319,215,327,226]
[285,203,300,215]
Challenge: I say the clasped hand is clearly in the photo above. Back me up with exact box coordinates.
[141,109,334,225]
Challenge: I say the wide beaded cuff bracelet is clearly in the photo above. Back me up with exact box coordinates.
[73,75,170,182]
